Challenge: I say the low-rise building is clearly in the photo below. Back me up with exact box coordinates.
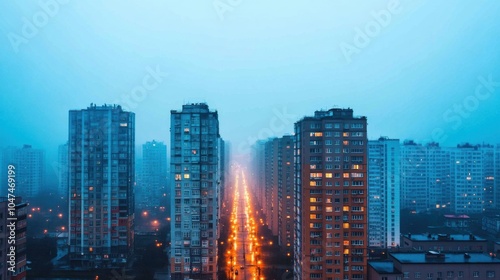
[482,215,500,236]
[369,252,500,280]
[401,233,487,253]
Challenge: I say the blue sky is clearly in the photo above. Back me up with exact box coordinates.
[1,0,499,163]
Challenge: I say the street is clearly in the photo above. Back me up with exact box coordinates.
[227,170,263,280]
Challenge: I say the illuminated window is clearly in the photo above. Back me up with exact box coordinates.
[343,249,349,254]
[310,132,323,137]
[343,223,349,229]
[310,181,317,186]
[343,173,350,178]
[89,247,93,252]
[343,240,350,246]
[310,164,317,169]
[119,123,128,127]
[343,140,349,145]
[326,207,333,212]
[343,132,349,137]
[325,173,333,178]
[343,206,349,211]
[89,186,94,191]
[310,173,323,178]
[184,128,190,133]
[175,174,181,181]
[89,206,94,212]
[352,165,361,170]
[192,150,197,155]
[184,174,190,179]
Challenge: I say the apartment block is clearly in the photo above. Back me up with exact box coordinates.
[294,108,368,280]
[68,104,135,268]
[169,103,222,280]
[368,137,400,248]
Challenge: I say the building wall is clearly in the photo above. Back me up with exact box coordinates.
[169,103,221,280]
[68,104,135,268]
[294,108,368,280]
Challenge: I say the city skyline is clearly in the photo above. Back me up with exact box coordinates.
[2,1,500,164]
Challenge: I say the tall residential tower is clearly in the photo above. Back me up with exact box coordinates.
[294,108,368,280]
[368,137,400,248]
[68,104,135,268]
[169,103,222,280]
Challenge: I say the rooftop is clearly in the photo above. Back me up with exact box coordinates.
[368,261,401,274]
[391,252,500,264]
[444,214,470,219]
[403,233,484,241]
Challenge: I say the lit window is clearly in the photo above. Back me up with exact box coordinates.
[343,223,349,229]
[325,173,332,178]
[184,174,190,179]
[343,240,350,246]
[343,206,349,211]
[343,132,349,137]
[343,173,350,178]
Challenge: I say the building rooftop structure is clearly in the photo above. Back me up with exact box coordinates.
[391,252,500,264]
[403,233,484,241]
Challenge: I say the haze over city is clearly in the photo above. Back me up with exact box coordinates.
[1,1,500,162]
[1,1,500,280]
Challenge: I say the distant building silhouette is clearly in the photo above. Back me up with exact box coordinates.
[1,145,44,198]
[138,140,167,209]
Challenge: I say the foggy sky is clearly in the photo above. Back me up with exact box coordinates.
[1,0,500,165]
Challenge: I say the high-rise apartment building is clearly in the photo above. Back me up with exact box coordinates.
[294,108,368,280]
[139,140,167,209]
[58,143,69,198]
[169,103,222,280]
[400,141,428,212]
[0,197,28,280]
[368,137,400,248]
[449,144,484,214]
[265,138,279,236]
[400,142,496,214]
[68,104,135,268]
[251,140,266,218]
[1,145,44,198]
[277,135,294,258]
